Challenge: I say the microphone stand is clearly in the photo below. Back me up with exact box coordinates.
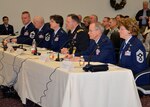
[83,44,99,72]
[55,39,73,62]
[55,52,61,61]
[83,38,108,72]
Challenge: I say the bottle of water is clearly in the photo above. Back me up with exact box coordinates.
[79,56,85,66]
[31,39,37,55]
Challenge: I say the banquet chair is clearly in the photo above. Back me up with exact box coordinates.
[135,68,150,95]
[135,50,150,95]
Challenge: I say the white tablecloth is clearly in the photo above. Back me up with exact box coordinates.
[0,47,142,107]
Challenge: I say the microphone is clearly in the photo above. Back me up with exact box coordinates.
[83,38,109,72]
[1,35,14,51]
[55,39,74,61]
[15,36,33,51]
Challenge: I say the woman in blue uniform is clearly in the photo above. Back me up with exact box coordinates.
[118,18,148,75]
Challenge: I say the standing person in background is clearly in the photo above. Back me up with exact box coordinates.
[32,16,53,49]
[49,15,68,52]
[61,14,89,55]
[135,1,150,33]
[119,18,148,75]
[11,11,36,45]
[0,16,14,35]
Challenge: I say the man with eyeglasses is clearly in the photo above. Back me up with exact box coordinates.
[66,22,116,64]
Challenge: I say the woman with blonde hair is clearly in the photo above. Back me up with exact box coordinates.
[83,16,91,29]
[118,18,148,75]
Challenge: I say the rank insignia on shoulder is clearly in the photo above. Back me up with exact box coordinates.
[45,33,50,41]
[30,31,35,39]
[60,30,64,33]
[136,49,144,63]
[77,29,84,33]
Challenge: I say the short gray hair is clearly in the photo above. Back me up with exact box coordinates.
[94,22,104,33]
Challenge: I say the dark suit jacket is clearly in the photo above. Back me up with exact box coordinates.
[110,30,123,63]
[0,24,14,35]
[135,9,150,28]
[67,25,90,54]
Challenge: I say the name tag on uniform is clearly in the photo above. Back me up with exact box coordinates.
[39,35,44,39]
[24,31,29,36]
[96,49,100,55]
[54,37,59,41]
[125,50,131,56]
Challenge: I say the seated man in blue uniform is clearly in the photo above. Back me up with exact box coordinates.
[61,14,90,55]
[66,22,116,64]
[0,16,14,35]
[11,11,36,45]
[49,15,68,52]
[32,16,53,49]
[118,18,148,75]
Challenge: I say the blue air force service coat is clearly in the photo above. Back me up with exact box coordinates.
[50,28,68,52]
[78,34,116,64]
[34,24,53,49]
[119,36,148,75]
[17,22,36,45]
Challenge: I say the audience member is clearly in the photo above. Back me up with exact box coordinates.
[143,17,150,52]
[119,18,148,75]
[49,15,69,52]
[61,14,89,55]
[115,14,124,22]
[107,18,123,63]
[77,14,87,32]
[0,16,14,35]
[90,14,98,23]
[135,1,150,33]
[102,17,110,35]
[11,11,35,45]
[83,16,91,30]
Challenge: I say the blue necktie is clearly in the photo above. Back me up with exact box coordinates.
[120,42,126,59]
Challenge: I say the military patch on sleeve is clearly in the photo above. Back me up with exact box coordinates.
[136,49,144,63]
[30,31,35,39]
[45,33,51,41]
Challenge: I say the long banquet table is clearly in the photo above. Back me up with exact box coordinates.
[0,45,142,107]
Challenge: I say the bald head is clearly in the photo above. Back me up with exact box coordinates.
[33,16,44,29]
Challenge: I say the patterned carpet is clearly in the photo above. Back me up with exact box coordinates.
[140,96,150,107]
[0,89,23,107]
[0,86,41,107]
[0,86,149,107]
